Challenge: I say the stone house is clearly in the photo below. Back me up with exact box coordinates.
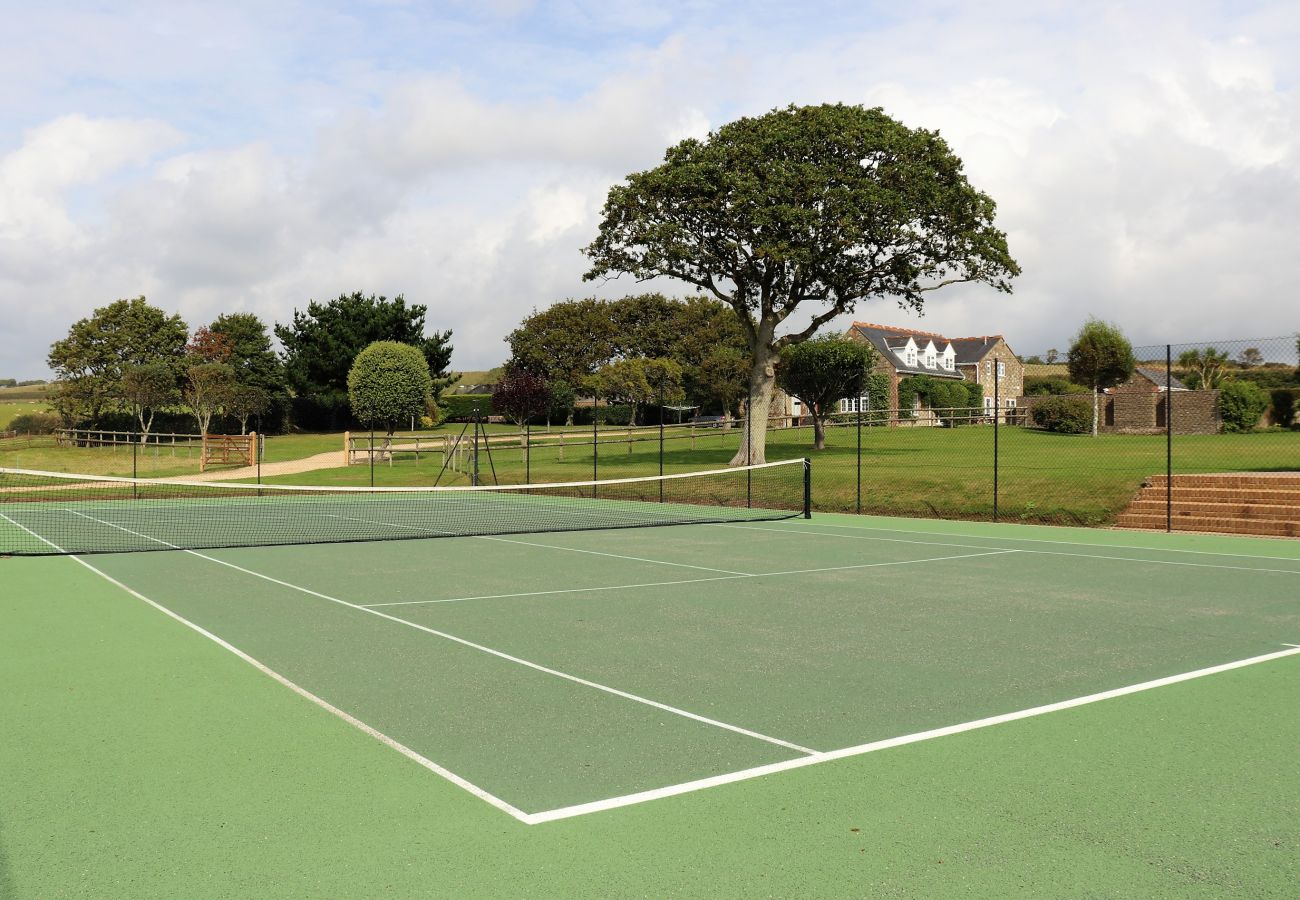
[839,322,1025,423]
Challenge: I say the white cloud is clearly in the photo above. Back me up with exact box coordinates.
[1,2,1299,380]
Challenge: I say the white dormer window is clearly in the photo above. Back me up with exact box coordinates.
[925,351,936,369]
[906,348,917,366]
[942,346,955,371]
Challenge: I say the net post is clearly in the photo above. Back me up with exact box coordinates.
[1166,343,1173,532]
[803,457,812,518]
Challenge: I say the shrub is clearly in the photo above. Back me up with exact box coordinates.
[1268,389,1296,428]
[8,412,60,434]
[1024,375,1090,396]
[1030,396,1092,434]
[1218,380,1270,433]
[347,341,433,434]
[440,393,495,422]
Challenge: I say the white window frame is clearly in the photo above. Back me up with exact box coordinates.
[984,396,994,413]
[997,360,1006,378]
[1005,397,1017,408]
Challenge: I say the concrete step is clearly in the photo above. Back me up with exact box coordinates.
[1132,487,1300,503]
[1145,473,1300,489]
[1125,500,1300,521]
[1115,513,1300,538]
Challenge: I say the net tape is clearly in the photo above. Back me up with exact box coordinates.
[0,459,809,556]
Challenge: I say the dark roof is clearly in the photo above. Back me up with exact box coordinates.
[849,322,1003,377]
[1134,368,1189,391]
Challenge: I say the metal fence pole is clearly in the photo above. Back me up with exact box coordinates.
[471,405,480,487]
[132,431,138,499]
[525,420,530,485]
[1166,344,1173,532]
[746,381,753,508]
[592,390,598,497]
[856,396,862,515]
[993,369,1000,523]
[369,429,375,488]
[658,379,665,502]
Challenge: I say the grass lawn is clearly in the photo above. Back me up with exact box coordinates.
[265,424,1299,526]
[0,401,51,430]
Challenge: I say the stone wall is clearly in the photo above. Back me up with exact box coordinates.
[1017,390,1221,434]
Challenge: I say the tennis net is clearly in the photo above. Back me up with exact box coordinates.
[0,459,810,556]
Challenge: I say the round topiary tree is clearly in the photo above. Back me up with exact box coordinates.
[348,341,433,453]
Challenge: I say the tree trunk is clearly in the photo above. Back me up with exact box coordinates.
[1092,383,1099,437]
[813,411,826,450]
[729,341,779,466]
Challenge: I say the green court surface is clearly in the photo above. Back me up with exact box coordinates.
[2,511,1298,896]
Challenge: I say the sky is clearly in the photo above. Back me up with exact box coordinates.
[1,0,1298,378]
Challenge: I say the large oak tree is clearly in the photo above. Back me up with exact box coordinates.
[583,103,1018,463]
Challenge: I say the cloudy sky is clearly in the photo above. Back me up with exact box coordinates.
[2,1,1297,378]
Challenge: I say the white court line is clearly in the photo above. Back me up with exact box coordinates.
[724,523,1300,576]
[324,512,751,576]
[775,519,1300,563]
[0,512,534,825]
[527,644,1300,824]
[15,510,1299,826]
[361,550,1021,609]
[65,510,817,756]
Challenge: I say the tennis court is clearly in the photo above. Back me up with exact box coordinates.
[3,460,1297,833]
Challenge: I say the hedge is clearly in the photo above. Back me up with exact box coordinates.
[1030,395,1092,434]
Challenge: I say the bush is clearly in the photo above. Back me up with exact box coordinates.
[1269,389,1296,428]
[1218,380,1270,433]
[440,393,495,422]
[1024,375,1090,396]
[1030,395,1092,434]
[7,412,60,434]
[572,404,634,426]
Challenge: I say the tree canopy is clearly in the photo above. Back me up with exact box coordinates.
[589,357,684,426]
[776,337,876,449]
[584,103,1018,463]
[506,294,749,414]
[491,370,552,427]
[1067,318,1135,436]
[48,296,188,425]
[347,341,433,436]
[210,312,288,428]
[276,292,452,428]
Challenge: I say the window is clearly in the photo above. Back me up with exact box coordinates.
[984,396,994,413]
[943,355,954,371]
[925,352,936,368]
[906,349,917,366]
[997,360,1006,378]
[1005,397,1017,408]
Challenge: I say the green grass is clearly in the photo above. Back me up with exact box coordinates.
[265,424,1300,525]
[1,517,1296,896]
[0,401,51,429]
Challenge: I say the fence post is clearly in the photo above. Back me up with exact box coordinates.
[1166,344,1173,532]
[803,458,812,519]
[993,368,1000,523]
[746,382,754,508]
[856,396,862,515]
[471,406,480,487]
[592,389,598,496]
[132,431,138,499]
[343,430,351,465]
[525,420,530,485]
[658,379,665,502]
